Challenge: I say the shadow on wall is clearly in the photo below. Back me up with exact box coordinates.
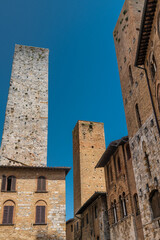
[36,230,63,240]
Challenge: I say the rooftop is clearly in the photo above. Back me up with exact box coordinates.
[95,136,128,168]
[76,192,106,215]
[135,0,158,66]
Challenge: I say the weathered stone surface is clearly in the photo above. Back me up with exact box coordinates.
[0,44,49,167]
[72,120,106,215]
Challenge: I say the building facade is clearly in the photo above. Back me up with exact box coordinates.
[72,120,106,215]
[96,136,144,240]
[114,0,160,239]
[0,45,70,240]
[76,192,109,240]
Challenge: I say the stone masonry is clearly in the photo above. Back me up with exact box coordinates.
[0,44,49,167]
[72,120,106,215]
[114,0,160,239]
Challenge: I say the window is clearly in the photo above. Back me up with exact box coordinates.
[126,144,131,160]
[37,176,46,192]
[110,166,113,182]
[82,218,84,228]
[35,206,46,224]
[135,104,142,128]
[2,201,15,225]
[129,65,133,85]
[149,190,160,219]
[119,193,127,218]
[158,12,160,38]
[113,200,118,223]
[71,224,73,232]
[134,193,140,216]
[150,52,157,80]
[117,157,121,173]
[86,213,89,224]
[157,84,160,112]
[1,175,16,192]
[95,205,98,219]
[76,221,79,231]
[35,200,47,224]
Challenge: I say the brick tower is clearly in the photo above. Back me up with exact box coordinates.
[0,44,49,166]
[72,120,106,214]
[114,0,160,239]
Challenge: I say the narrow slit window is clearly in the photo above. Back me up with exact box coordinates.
[129,65,133,85]
[135,104,142,128]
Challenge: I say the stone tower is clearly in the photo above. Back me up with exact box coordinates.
[0,44,49,166]
[114,0,160,239]
[72,120,106,214]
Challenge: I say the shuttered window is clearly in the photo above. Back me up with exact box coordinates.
[37,177,46,192]
[1,176,16,192]
[36,206,46,224]
[2,206,14,224]
[1,175,6,191]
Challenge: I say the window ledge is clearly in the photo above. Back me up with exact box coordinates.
[35,191,48,193]
[33,223,47,226]
[1,191,17,193]
[0,224,14,226]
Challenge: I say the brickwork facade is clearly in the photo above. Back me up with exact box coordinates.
[72,121,106,215]
[114,0,160,239]
[0,166,68,240]
[66,219,74,240]
[75,192,109,240]
[96,137,144,240]
[0,45,70,240]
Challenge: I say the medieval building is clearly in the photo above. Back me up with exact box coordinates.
[0,44,70,240]
[114,0,160,239]
[96,136,144,240]
[67,0,160,239]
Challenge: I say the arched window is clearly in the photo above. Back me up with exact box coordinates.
[157,84,160,112]
[112,200,118,224]
[150,52,157,80]
[119,193,127,218]
[135,104,142,128]
[122,192,127,217]
[37,176,46,192]
[149,190,160,219]
[35,200,47,224]
[117,157,121,173]
[2,200,15,225]
[133,193,140,216]
[129,65,133,85]
[119,195,123,218]
[1,175,16,192]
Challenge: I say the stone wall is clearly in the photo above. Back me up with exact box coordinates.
[72,120,106,214]
[110,215,136,240]
[79,195,108,240]
[0,167,66,240]
[0,45,49,167]
[130,114,160,240]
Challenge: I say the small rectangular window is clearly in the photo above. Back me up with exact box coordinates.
[82,218,84,228]
[126,144,131,160]
[71,224,73,232]
[86,213,89,224]
[95,205,98,218]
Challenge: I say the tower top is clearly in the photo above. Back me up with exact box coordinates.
[0,44,49,167]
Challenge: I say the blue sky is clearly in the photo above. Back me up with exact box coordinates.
[0,0,127,220]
